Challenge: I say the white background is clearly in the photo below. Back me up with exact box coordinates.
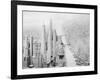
[0,0,99,80]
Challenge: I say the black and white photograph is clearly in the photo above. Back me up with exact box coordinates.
[22,11,90,69]
[11,1,97,79]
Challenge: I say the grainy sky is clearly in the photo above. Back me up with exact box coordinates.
[23,11,90,36]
